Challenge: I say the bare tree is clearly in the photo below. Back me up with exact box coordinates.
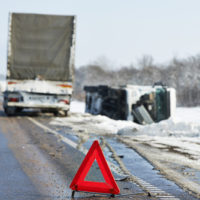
[73,54,200,106]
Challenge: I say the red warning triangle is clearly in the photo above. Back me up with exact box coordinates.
[70,140,120,194]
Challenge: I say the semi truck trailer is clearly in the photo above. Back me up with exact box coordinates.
[4,13,76,116]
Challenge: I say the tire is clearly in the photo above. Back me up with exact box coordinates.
[4,106,16,116]
[53,110,69,117]
[16,107,23,113]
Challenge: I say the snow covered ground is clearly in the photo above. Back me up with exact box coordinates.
[70,100,85,113]
[0,80,5,92]
[51,101,200,196]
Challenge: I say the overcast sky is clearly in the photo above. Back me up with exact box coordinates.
[1,0,200,75]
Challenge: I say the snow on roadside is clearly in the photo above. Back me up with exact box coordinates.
[118,107,200,196]
[0,80,6,91]
[53,101,200,139]
[50,100,140,135]
[70,100,85,113]
[119,107,200,137]
[50,111,140,136]
[117,107,200,169]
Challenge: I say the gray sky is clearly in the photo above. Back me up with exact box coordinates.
[1,0,200,75]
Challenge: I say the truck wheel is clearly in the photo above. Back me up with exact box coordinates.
[4,107,16,116]
[53,110,69,117]
[16,107,23,113]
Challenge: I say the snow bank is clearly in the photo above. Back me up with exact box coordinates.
[49,100,139,135]
[119,107,200,137]
[50,111,139,135]
[52,101,200,138]
[118,107,200,163]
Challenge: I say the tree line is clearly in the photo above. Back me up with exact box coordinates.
[73,54,200,107]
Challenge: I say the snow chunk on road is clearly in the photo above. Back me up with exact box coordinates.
[51,108,140,136]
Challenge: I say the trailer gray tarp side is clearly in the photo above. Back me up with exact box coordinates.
[8,13,75,81]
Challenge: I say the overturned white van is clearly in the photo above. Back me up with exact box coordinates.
[84,84,176,124]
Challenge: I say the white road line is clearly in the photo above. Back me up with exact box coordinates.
[27,117,123,175]
[27,117,180,200]
[28,117,78,149]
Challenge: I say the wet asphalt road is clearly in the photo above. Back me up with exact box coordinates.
[0,107,154,200]
[0,130,39,200]
[0,105,199,200]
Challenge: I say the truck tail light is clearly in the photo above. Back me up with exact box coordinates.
[59,99,70,104]
[8,81,17,85]
[8,98,19,102]
[57,84,72,88]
